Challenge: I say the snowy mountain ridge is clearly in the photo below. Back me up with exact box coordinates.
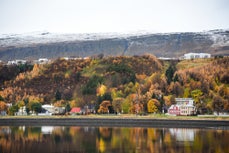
[0,29,228,61]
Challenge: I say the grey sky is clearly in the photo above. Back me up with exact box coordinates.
[0,0,228,34]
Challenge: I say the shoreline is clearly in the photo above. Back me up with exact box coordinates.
[0,116,229,128]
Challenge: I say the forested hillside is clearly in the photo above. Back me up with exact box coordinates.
[0,55,228,115]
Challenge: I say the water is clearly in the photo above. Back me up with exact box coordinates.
[0,126,228,153]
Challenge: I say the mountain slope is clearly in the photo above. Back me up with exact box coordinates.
[0,29,229,61]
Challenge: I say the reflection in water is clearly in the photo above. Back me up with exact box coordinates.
[0,126,228,153]
[169,128,196,142]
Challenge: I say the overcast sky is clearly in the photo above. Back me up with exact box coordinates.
[0,0,229,34]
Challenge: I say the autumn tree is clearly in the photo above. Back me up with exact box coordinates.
[167,82,183,97]
[147,99,160,113]
[8,104,19,115]
[31,63,40,78]
[212,95,224,115]
[112,98,124,113]
[96,92,112,111]
[98,101,111,114]
[0,101,7,112]
[97,84,107,96]
[17,100,25,108]
[191,89,203,104]
[121,97,131,114]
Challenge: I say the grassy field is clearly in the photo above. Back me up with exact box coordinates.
[176,58,212,70]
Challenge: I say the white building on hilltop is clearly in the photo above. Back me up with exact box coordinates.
[38,58,49,64]
[183,53,211,60]
[7,59,27,65]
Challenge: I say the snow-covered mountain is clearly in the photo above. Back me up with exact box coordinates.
[0,29,228,61]
[0,31,153,48]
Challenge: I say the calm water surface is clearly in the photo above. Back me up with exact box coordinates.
[0,126,228,153]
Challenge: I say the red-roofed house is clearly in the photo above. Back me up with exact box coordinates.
[70,107,81,114]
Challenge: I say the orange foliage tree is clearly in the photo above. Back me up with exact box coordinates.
[98,101,111,114]
[0,101,7,111]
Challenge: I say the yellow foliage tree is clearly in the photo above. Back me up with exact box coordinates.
[97,84,107,96]
[147,99,159,113]
[70,100,77,108]
[17,100,25,107]
[31,64,40,78]
[54,100,65,107]
[27,95,44,103]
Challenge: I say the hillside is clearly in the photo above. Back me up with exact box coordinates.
[0,29,229,61]
[0,55,228,115]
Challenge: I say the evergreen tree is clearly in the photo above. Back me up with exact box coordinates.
[65,103,71,112]
[55,90,62,101]
[165,65,175,84]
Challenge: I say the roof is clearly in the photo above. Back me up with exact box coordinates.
[42,104,54,108]
[70,107,81,113]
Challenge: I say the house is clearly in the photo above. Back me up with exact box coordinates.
[41,104,65,115]
[168,98,196,116]
[38,58,49,64]
[39,104,54,115]
[15,106,27,116]
[182,53,211,60]
[7,59,27,65]
[53,107,65,115]
[0,111,7,116]
[63,56,83,60]
[70,107,81,114]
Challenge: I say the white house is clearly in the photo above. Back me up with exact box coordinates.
[7,60,27,65]
[168,98,196,116]
[40,104,65,115]
[183,53,211,60]
[15,106,27,116]
[40,104,54,115]
[38,58,49,64]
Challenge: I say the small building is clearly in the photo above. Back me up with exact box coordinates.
[15,106,27,116]
[183,53,211,60]
[38,58,49,64]
[39,104,54,115]
[40,104,65,115]
[0,111,7,116]
[168,98,196,116]
[53,107,65,115]
[7,59,27,65]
